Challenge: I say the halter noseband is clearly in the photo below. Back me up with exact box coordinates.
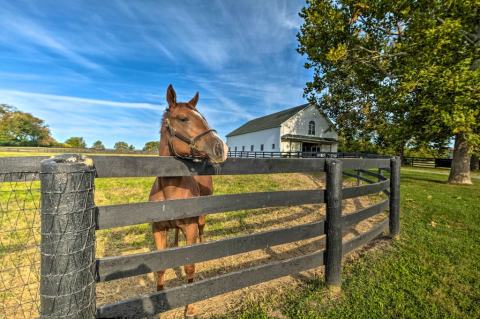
[164,116,216,162]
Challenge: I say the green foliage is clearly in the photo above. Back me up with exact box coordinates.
[64,137,86,148]
[338,136,386,154]
[91,140,105,150]
[0,104,56,146]
[404,146,451,158]
[143,141,159,152]
[114,141,129,150]
[297,0,479,157]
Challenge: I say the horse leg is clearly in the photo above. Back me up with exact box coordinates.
[198,215,206,243]
[152,223,168,291]
[183,223,199,318]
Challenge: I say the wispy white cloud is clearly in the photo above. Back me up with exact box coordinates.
[0,89,164,147]
[0,8,104,71]
[0,90,162,111]
[0,89,244,147]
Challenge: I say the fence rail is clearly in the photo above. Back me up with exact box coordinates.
[228,150,389,159]
[0,156,390,179]
[0,154,400,319]
[229,151,480,171]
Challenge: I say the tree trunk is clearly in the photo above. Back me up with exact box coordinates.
[471,154,479,171]
[448,133,472,185]
[398,144,405,164]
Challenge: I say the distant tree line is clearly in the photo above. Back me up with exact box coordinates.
[0,104,160,151]
[0,104,56,146]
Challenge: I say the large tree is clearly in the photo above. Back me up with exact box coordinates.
[0,104,56,146]
[395,1,479,184]
[297,0,479,184]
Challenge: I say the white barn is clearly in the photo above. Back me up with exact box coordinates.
[226,104,338,153]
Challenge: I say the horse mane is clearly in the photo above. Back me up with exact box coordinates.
[160,109,169,131]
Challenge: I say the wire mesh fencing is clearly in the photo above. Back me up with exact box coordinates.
[0,171,41,318]
[39,158,97,319]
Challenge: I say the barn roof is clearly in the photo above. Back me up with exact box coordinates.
[226,104,309,137]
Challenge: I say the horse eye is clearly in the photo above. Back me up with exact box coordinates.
[178,116,189,122]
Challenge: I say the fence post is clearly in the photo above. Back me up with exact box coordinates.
[325,158,343,293]
[389,156,401,238]
[40,154,96,319]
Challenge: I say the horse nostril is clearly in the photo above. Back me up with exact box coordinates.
[214,142,223,156]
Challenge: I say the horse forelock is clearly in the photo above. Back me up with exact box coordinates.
[162,104,209,128]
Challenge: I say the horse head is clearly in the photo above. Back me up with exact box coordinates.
[161,84,228,164]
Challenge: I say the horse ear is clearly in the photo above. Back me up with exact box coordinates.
[188,92,199,108]
[166,84,177,108]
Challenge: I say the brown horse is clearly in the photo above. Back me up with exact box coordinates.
[149,85,228,317]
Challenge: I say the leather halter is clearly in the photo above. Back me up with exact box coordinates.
[164,113,216,162]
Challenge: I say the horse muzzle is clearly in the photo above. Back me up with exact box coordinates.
[208,141,228,164]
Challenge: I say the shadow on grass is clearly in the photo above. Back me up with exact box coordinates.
[401,175,447,185]
[205,206,320,238]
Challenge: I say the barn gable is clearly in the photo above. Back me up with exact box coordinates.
[226,103,338,153]
[226,104,307,137]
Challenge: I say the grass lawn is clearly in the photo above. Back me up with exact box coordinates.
[401,166,480,179]
[225,169,480,319]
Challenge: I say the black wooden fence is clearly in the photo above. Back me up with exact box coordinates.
[228,150,389,159]
[1,154,400,318]
[402,156,449,168]
[230,151,480,171]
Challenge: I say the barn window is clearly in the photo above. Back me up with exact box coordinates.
[308,121,315,135]
[242,146,245,151]
[272,144,275,149]
[260,144,264,151]
[250,145,254,151]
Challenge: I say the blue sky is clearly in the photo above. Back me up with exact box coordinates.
[0,0,312,149]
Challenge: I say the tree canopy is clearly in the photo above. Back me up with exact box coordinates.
[114,141,130,150]
[64,137,87,148]
[0,104,56,146]
[143,141,159,152]
[91,140,105,150]
[297,0,479,184]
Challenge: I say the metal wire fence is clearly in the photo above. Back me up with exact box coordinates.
[0,171,41,318]
[39,160,97,319]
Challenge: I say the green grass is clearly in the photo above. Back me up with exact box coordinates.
[401,166,480,179]
[220,169,480,319]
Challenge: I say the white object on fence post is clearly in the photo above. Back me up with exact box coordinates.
[40,154,96,319]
